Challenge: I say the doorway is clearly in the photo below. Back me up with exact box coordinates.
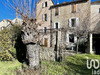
[44,38,48,47]
[93,34,100,54]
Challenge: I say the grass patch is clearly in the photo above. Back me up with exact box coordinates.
[0,60,22,75]
[41,54,100,75]
[0,54,100,75]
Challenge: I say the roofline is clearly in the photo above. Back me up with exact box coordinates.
[91,1,100,4]
[50,0,89,9]
[36,0,54,5]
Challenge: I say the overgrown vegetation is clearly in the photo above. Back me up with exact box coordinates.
[0,54,100,75]
[0,25,22,61]
[41,54,100,75]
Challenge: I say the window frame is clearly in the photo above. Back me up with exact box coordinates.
[55,7,59,16]
[68,17,79,28]
[71,4,77,13]
[69,34,74,43]
[54,22,60,29]
[71,18,76,27]
[42,1,48,8]
[42,14,48,21]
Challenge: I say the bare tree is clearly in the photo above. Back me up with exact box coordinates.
[71,19,90,54]
[69,7,91,54]
[3,0,41,69]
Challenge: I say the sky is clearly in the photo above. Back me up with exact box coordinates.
[0,0,98,21]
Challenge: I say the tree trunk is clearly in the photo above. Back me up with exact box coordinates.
[27,44,40,69]
[21,21,40,69]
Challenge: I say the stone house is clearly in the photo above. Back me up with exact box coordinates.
[50,0,91,50]
[0,19,11,30]
[36,0,100,54]
[89,1,100,54]
[36,0,54,47]
[0,17,23,30]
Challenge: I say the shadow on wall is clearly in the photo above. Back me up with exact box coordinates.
[15,35,27,63]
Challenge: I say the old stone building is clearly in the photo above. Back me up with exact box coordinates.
[36,0,100,54]
[0,17,23,30]
[36,0,54,47]
[50,0,91,50]
[89,1,100,54]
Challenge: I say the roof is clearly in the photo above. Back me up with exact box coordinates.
[36,0,54,5]
[50,0,89,9]
[91,1,100,4]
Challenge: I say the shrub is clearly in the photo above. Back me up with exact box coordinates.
[0,25,22,61]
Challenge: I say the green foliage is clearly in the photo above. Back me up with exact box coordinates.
[0,25,22,61]
[41,61,66,75]
[0,54,99,75]
[41,54,100,75]
[0,60,22,75]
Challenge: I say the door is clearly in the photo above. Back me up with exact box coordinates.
[44,38,48,47]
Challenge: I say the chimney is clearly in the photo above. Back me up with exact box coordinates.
[57,0,59,4]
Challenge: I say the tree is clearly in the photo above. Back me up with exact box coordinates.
[69,8,91,54]
[0,25,22,61]
[3,0,41,69]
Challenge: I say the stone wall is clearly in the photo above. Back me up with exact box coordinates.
[40,47,55,61]
[40,47,76,61]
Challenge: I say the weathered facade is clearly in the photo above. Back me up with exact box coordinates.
[50,0,91,50]
[89,1,100,54]
[36,0,54,47]
[36,0,100,54]
[91,1,100,32]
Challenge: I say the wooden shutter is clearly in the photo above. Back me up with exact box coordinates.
[42,14,44,21]
[42,3,45,8]
[74,4,76,12]
[74,36,77,43]
[47,1,48,7]
[58,22,60,28]
[68,19,71,27]
[76,18,79,26]
[54,23,56,28]
[66,33,69,43]
[43,27,44,32]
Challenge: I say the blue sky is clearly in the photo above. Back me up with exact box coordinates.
[0,0,98,21]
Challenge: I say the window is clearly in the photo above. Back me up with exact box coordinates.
[69,34,74,43]
[55,8,59,16]
[42,2,48,8]
[71,18,76,27]
[44,27,47,33]
[54,22,60,29]
[66,33,77,43]
[72,4,76,13]
[42,14,47,21]
[44,14,47,21]
[69,18,79,27]
[99,8,100,13]
[45,2,47,7]
[55,23,58,29]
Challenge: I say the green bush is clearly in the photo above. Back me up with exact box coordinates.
[0,25,22,61]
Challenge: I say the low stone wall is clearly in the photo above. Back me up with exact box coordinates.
[40,47,55,61]
[40,47,76,61]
